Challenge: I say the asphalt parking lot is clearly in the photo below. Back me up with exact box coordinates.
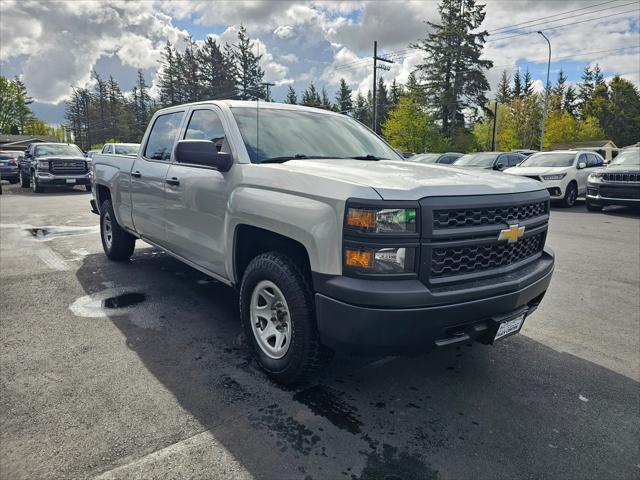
[1,182,639,480]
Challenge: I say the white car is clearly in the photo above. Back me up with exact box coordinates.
[504,150,605,207]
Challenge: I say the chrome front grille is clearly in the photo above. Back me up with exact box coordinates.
[50,160,87,175]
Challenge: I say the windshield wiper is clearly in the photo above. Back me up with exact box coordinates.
[346,155,389,161]
[260,155,342,164]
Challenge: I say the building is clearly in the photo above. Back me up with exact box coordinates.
[550,140,618,161]
[0,134,60,151]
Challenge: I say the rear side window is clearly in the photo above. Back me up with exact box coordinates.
[496,155,508,168]
[144,112,184,161]
[587,153,603,167]
[439,155,457,164]
[508,154,523,166]
[184,109,227,153]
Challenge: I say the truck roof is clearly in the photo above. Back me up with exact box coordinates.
[154,99,344,117]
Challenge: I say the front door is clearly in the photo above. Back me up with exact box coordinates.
[130,110,184,246]
[164,107,232,276]
[575,153,591,194]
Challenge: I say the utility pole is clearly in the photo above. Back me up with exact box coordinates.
[538,31,551,151]
[491,99,499,151]
[260,82,275,102]
[372,41,394,133]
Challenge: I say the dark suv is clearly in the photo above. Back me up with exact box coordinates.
[0,151,20,184]
[19,143,91,193]
[453,152,525,171]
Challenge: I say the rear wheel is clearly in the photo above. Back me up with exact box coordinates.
[31,171,43,193]
[239,252,333,385]
[100,199,136,261]
[561,182,577,208]
[20,170,30,188]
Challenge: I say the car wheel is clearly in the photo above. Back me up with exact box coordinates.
[586,200,603,212]
[239,252,333,385]
[561,182,577,208]
[20,170,30,188]
[100,199,136,261]
[31,171,43,193]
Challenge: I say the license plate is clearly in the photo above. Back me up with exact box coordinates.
[66,179,76,184]
[494,314,525,341]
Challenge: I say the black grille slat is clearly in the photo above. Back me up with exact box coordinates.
[603,172,639,183]
[433,201,547,229]
[431,232,544,278]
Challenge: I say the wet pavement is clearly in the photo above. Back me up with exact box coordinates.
[1,182,639,479]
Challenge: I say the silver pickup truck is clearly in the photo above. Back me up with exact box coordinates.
[91,100,555,384]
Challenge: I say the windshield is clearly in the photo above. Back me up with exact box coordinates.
[35,144,83,157]
[611,150,640,166]
[410,153,440,164]
[520,152,575,167]
[114,144,140,155]
[454,153,498,167]
[231,106,402,163]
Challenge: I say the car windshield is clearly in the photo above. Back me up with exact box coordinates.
[610,150,640,166]
[453,153,498,167]
[410,153,440,164]
[231,106,402,163]
[35,144,83,157]
[114,145,140,155]
[520,152,575,167]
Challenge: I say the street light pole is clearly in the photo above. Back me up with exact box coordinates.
[538,31,551,151]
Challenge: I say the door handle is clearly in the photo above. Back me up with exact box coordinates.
[131,171,142,178]
[166,177,180,186]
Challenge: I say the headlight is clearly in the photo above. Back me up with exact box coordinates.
[588,172,603,182]
[37,160,49,170]
[344,246,416,274]
[346,207,417,233]
[541,173,566,180]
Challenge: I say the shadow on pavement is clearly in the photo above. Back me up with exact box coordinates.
[75,250,640,480]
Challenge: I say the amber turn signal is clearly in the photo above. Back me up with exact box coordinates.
[346,208,376,231]
[344,248,374,269]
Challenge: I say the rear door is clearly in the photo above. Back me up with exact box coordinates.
[575,153,591,194]
[164,106,232,276]
[130,110,185,246]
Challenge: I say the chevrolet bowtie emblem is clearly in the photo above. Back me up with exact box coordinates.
[498,224,525,243]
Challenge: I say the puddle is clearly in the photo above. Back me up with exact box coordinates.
[103,292,146,309]
[353,444,438,480]
[28,228,50,238]
[24,225,99,241]
[293,385,363,434]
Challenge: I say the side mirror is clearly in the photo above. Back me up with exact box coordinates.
[578,162,586,169]
[494,163,505,171]
[174,140,233,172]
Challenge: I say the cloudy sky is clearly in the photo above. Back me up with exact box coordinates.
[1,0,638,124]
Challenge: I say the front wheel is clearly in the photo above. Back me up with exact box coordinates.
[561,182,577,208]
[31,171,43,193]
[239,252,333,385]
[100,199,136,261]
[19,170,30,188]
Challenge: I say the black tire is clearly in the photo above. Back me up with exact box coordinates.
[20,170,30,188]
[586,200,603,212]
[239,252,333,385]
[100,199,136,261]
[85,184,92,192]
[8,178,18,184]
[561,182,577,208]
[31,171,43,193]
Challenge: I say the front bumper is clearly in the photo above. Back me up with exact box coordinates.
[0,168,18,180]
[314,248,554,354]
[587,182,640,206]
[35,172,91,186]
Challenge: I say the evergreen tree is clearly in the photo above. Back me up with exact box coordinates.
[158,41,180,107]
[133,70,151,139]
[353,91,370,125]
[375,77,389,133]
[496,70,511,104]
[404,72,423,103]
[412,0,493,138]
[578,65,594,118]
[593,63,605,87]
[605,76,640,147]
[227,25,264,100]
[389,79,402,110]
[12,76,33,133]
[301,82,321,107]
[93,71,108,142]
[335,78,353,114]
[198,37,236,100]
[523,68,534,97]
[563,85,578,117]
[285,85,297,104]
[320,87,332,110]
[181,37,201,102]
[512,70,522,99]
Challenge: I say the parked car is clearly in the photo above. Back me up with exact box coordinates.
[504,150,605,208]
[512,149,538,158]
[410,152,463,165]
[100,143,140,156]
[91,100,554,385]
[586,147,639,211]
[0,151,20,184]
[86,149,101,161]
[452,152,525,171]
[19,143,91,193]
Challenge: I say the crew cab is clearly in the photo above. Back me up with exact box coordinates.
[20,143,91,193]
[91,100,555,384]
[504,150,605,208]
[586,147,640,211]
[100,143,140,156]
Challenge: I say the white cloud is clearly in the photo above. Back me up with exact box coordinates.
[274,25,296,39]
[280,53,299,63]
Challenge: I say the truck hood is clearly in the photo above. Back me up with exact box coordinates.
[269,159,544,200]
[38,155,87,162]
[504,166,572,176]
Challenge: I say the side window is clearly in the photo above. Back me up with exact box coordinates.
[144,111,184,161]
[578,153,588,166]
[496,155,508,168]
[440,155,456,164]
[587,153,603,168]
[183,109,228,153]
[508,154,522,167]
